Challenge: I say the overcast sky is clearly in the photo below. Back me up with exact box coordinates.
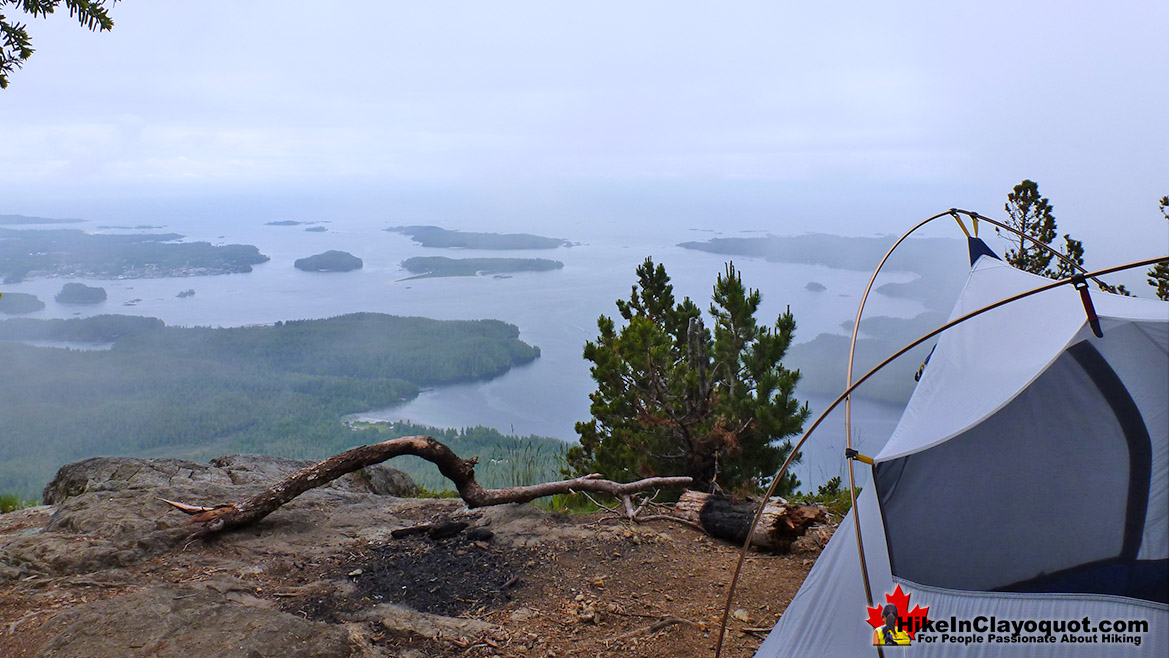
[2,1,1166,274]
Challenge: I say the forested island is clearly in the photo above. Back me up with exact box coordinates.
[678,233,961,274]
[0,313,541,497]
[677,234,973,406]
[0,292,44,314]
[0,228,269,283]
[401,256,563,279]
[387,225,572,249]
[294,250,363,272]
[54,283,107,304]
[786,317,938,406]
[266,220,328,228]
[304,226,328,233]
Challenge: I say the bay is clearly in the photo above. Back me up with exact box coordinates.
[1,195,934,490]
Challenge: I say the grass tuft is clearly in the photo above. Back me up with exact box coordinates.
[0,493,34,514]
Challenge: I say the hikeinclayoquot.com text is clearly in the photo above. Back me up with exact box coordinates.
[904,615,1149,647]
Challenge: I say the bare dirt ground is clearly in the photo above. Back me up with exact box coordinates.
[1,500,826,658]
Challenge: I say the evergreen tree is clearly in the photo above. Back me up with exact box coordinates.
[1,1,115,89]
[1150,197,1169,301]
[567,258,809,494]
[1001,179,1129,294]
[1002,180,1059,276]
[1048,234,1084,280]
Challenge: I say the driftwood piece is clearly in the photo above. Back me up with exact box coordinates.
[673,491,827,552]
[162,435,693,541]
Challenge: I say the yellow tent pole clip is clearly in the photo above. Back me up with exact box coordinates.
[950,210,971,238]
[844,448,875,466]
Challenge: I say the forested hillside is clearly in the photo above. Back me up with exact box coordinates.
[0,314,541,497]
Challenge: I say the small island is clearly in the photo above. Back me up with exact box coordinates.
[400,256,563,279]
[55,283,107,304]
[294,250,363,272]
[805,281,827,292]
[0,292,45,314]
[304,226,328,233]
[386,225,571,250]
[267,220,328,227]
[177,289,196,298]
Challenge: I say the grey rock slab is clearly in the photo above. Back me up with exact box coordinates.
[34,582,357,658]
[2,455,421,583]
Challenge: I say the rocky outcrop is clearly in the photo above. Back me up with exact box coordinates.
[0,454,567,657]
[42,454,417,505]
[0,455,417,584]
[0,452,818,658]
[34,580,356,658]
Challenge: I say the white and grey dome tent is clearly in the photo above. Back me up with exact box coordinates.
[748,219,1167,656]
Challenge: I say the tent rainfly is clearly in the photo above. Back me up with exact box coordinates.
[756,239,1168,656]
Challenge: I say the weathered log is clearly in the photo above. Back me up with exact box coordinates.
[162,435,693,541]
[673,491,826,552]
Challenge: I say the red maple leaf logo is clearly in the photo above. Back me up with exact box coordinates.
[866,585,930,640]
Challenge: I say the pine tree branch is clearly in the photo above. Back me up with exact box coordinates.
[0,0,114,88]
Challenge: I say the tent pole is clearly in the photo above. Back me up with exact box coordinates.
[840,207,1114,636]
[843,211,951,623]
[712,255,1164,658]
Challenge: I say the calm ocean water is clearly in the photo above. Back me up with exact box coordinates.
[2,193,926,489]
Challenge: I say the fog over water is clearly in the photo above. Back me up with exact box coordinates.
[3,1,1165,493]
[1,190,943,488]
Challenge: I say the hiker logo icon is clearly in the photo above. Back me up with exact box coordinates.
[866,585,930,647]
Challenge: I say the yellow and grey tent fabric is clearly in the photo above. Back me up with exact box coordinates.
[756,247,1168,656]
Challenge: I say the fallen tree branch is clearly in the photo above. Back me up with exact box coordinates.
[161,435,692,540]
[582,489,706,531]
[580,490,622,515]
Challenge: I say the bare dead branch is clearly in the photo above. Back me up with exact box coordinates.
[162,435,693,541]
[580,491,621,515]
[619,495,636,519]
[632,490,659,517]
